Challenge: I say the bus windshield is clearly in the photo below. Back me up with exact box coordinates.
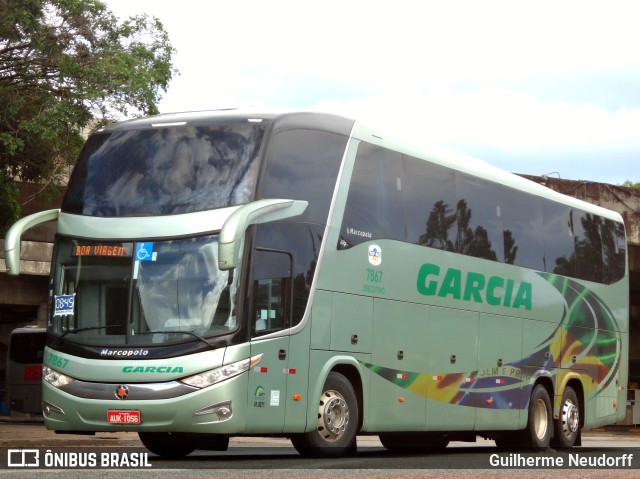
[49,235,237,347]
[62,122,267,217]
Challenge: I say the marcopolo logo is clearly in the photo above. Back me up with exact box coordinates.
[101,349,149,357]
[416,263,532,311]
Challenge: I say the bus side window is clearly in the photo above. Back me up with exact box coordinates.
[501,186,545,270]
[543,201,575,275]
[260,129,347,225]
[602,219,626,284]
[573,211,604,283]
[403,155,457,249]
[340,142,405,248]
[251,249,293,337]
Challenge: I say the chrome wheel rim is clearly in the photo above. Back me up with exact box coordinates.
[561,399,579,437]
[316,389,350,442]
[533,398,548,440]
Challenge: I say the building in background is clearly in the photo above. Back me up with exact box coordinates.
[0,182,62,411]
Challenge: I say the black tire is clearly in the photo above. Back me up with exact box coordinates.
[553,386,580,448]
[379,432,449,452]
[290,372,359,457]
[522,384,552,448]
[138,432,197,458]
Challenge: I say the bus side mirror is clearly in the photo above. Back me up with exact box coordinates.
[218,199,308,271]
[4,209,60,276]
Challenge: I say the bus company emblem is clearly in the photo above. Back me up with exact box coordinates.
[115,385,129,400]
[368,244,382,266]
[253,386,266,408]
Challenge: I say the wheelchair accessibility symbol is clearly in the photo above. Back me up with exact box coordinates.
[135,242,155,261]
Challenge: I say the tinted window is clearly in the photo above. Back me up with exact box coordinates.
[455,174,501,261]
[602,218,626,284]
[253,222,324,328]
[9,332,46,364]
[260,129,347,224]
[573,212,604,282]
[403,156,457,249]
[251,249,292,336]
[338,143,625,285]
[63,123,266,216]
[544,202,575,275]
[340,142,405,247]
[501,187,545,270]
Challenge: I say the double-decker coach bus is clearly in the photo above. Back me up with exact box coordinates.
[4,110,628,457]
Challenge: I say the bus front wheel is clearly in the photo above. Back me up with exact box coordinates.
[291,372,359,457]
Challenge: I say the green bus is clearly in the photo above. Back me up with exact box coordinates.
[4,110,628,457]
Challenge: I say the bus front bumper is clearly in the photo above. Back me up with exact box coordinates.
[41,374,249,434]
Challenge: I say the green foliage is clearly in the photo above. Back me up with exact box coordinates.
[0,0,176,233]
[0,170,19,236]
[621,180,640,189]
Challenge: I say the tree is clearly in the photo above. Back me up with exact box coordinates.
[621,180,640,189]
[0,0,176,234]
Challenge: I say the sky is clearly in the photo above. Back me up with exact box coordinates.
[103,0,640,184]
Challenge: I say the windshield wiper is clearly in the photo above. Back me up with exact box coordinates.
[50,325,124,349]
[134,330,215,349]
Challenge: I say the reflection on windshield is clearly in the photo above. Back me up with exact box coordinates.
[49,236,237,347]
[135,238,235,334]
[62,123,266,216]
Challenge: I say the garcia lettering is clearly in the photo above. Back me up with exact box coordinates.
[122,366,184,373]
[416,263,532,310]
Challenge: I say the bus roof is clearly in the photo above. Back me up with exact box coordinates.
[350,117,624,224]
[99,108,355,136]
[100,108,623,224]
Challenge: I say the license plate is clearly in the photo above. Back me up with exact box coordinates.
[107,410,141,424]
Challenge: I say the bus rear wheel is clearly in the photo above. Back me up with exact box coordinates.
[290,372,359,457]
[554,386,580,448]
[523,384,552,448]
[138,432,197,458]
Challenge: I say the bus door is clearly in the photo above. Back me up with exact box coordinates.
[7,327,46,414]
[246,248,293,432]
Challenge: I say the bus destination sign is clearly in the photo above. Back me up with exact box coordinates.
[73,244,131,257]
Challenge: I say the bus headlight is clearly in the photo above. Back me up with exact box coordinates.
[180,354,262,389]
[43,366,75,388]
